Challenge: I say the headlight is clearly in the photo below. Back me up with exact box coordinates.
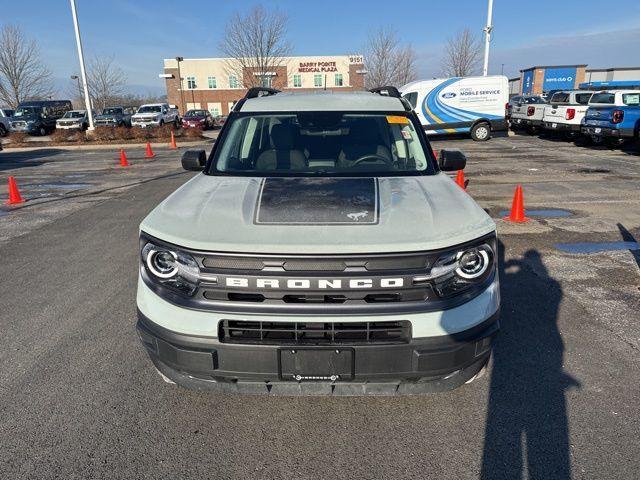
[141,242,200,295]
[415,239,495,299]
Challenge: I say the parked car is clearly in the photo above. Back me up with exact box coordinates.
[56,109,97,130]
[181,109,215,129]
[131,103,179,128]
[135,87,499,394]
[94,106,136,127]
[400,75,509,141]
[0,108,15,136]
[9,100,73,136]
[582,90,640,145]
[509,95,546,132]
[216,115,228,127]
[541,90,594,137]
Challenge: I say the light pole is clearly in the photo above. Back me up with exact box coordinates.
[175,56,186,115]
[69,0,94,130]
[482,0,494,77]
[70,75,81,103]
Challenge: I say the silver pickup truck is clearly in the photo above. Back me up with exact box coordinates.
[131,103,180,128]
[509,95,547,132]
[136,87,500,395]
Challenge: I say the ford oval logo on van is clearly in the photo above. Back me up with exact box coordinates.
[442,92,456,99]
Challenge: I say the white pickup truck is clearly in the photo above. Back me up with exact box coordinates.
[131,103,180,128]
[542,90,593,136]
[509,95,546,132]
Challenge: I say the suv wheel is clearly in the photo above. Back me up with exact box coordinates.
[159,119,164,127]
[0,124,6,136]
[38,126,47,136]
[471,122,490,141]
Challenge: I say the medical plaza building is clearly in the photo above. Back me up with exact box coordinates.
[162,55,366,116]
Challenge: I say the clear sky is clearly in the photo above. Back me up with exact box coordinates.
[3,0,640,95]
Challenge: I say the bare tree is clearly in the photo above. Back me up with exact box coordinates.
[219,5,291,89]
[441,28,482,77]
[364,28,417,89]
[0,24,53,108]
[87,56,127,109]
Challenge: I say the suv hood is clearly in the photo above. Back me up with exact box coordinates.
[140,174,495,254]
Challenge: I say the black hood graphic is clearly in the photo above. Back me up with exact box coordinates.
[255,177,378,225]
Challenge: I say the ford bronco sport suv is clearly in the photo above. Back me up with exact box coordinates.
[136,87,500,395]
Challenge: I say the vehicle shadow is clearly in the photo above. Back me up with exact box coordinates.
[0,148,66,171]
[481,242,580,480]
[617,223,640,270]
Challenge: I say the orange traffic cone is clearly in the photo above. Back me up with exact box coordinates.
[7,176,24,205]
[169,131,177,149]
[503,185,530,223]
[145,142,155,158]
[119,149,129,167]
[455,170,466,190]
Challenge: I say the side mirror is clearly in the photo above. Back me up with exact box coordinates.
[438,149,466,172]
[182,149,207,171]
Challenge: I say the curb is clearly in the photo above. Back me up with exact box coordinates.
[0,138,214,153]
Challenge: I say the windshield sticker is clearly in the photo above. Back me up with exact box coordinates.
[256,178,379,225]
[386,115,409,124]
[401,130,412,139]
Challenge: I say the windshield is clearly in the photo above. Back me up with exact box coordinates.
[102,108,122,115]
[590,93,615,104]
[14,106,40,117]
[185,110,207,117]
[209,112,434,177]
[524,97,545,104]
[63,111,85,118]
[137,105,161,113]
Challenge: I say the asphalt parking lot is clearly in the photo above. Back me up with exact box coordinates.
[1,135,639,479]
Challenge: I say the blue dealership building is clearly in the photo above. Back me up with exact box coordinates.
[509,65,640,96]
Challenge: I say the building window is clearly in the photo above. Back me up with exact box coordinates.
[208,76,217,89]
[314,74,323,88]
[293,74,302,87]
[229,75,239,89]
[186,76,197,89]
[261,76,272,88]
[334,73,343,87]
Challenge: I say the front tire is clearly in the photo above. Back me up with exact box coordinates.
[471,122,491,141]
[0,124,6,136]
[38,126,47,136]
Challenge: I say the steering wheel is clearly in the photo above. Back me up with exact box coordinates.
[351,154,393,167]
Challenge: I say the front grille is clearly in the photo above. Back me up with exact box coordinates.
[200,253,431,273]
[11,121,26,128]
[219,320,411,345]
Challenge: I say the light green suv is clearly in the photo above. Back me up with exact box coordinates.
[136,87,499,395]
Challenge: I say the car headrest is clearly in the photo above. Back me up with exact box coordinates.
[271,123,296,150]
[349,119,379,144]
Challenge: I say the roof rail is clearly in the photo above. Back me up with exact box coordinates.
[369,86,401,98]
[245,87,281,99]
[233,87,281,112]
[369,86,412,111]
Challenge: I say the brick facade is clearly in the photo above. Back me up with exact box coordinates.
[164,56,366,116]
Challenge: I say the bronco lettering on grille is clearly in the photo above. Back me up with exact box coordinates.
[224,277,404,289]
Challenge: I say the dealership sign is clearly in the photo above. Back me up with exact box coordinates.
[543,67,577,91]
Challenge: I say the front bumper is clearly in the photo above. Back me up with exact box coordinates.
[56,124,83,130]
[132,119,161,128]
[10,124,38,133]
[136,306,499,395]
